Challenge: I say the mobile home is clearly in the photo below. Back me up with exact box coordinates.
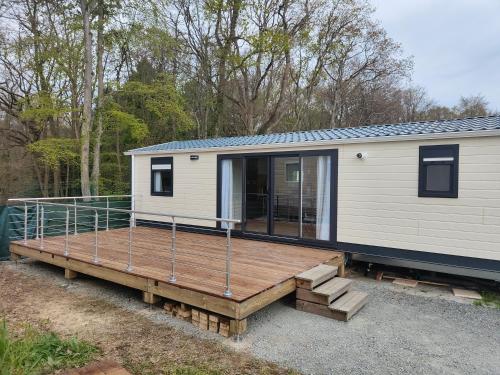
[125,116,500,281]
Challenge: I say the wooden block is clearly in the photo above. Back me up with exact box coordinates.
[375,271,384,281]
[452,288,482,300]
[209,321,219,333]
[164,302,174,312]
[393,278,418,288]
[64,268,78,280]
[191,309,199,320]
[198,318,208,330]
[199,312,208,321]
[296,264,338,290]
[209,314,219,323]
[229,319,247,335]
[219,321,230,337]
[142,291,160,304]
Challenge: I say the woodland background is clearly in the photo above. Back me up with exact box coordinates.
[0,0,496,203]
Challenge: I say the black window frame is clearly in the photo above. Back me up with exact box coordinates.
[151,156,174,196]
[418,144,459,198]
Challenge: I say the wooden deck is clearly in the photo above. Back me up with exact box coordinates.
[10,226,342,326]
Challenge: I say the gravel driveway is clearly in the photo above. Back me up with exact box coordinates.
[4,260,500,375]
[239,278,500,375]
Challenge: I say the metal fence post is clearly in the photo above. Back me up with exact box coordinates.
[106,197,109,231]
[169,217,176,282]
[40,205,44,249]
[64,207,69,256]
[93,209,99,264]
[224,224,233,298]
[126,213,133,272]
[23,202,28,244]
[35,200,39,239]
[73,198,78,235]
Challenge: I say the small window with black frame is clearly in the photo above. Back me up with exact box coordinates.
[151,157,173,196]
[418,144,459,198]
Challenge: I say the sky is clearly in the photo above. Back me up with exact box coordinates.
[371,0,500,111]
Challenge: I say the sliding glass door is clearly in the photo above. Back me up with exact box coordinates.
[245,157,269,233]
[219,151,334,242]
[272,156,300,237]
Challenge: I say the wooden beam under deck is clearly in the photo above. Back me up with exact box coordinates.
[10,228,342,322]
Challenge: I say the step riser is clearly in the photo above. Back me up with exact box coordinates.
[296,299,348,321]
[296,284,351,305]
[295,265,338,290]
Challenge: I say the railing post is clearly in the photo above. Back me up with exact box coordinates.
[64,207,69,256]
[23,202,28,244]
[169,217,176,282]
[93,209,99,264]
[106,197,109,231]
[40,205,44,249]
[35,200,39,239]
[126,213,133,272]
[73,198,78,235]
[224,224,233,298]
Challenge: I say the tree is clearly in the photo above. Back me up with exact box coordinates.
[454,95,489,118]
[79,0,96,197]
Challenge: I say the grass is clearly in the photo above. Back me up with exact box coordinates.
[0,320,98,375]
[473,291,500,309]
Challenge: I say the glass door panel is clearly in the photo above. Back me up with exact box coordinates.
[245,157,269,233]
[272,157,300,237]
[301,155,331,241]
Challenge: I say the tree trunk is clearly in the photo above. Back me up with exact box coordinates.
[91,0,104,196]
[80,0,94,197]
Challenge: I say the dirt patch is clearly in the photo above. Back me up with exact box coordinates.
[0,262,295,374]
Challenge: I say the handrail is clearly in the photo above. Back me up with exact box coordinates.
[9,195,132,202]
[8,195,238,298]
[8,198,241,224]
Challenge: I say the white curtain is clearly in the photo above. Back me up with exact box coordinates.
[221,159,233,229]
[316,156,331,240]
[154,171,162,192]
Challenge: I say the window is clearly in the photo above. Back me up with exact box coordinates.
[418,145,459,198]
[285,162,300,182]
[151,157,173,196]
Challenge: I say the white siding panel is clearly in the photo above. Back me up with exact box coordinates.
[133,153,218,227]
[338,137,500,261]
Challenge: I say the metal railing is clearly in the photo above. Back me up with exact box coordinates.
[8,195,240,298]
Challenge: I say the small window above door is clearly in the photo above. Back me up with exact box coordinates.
[151,157,173,196]
[418,144,459,198]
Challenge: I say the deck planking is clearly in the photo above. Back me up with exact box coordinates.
[13,226,341,303]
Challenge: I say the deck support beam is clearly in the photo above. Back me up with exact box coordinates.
[143,291,160,304]
[229,318,247,336]
[64,268,78,279]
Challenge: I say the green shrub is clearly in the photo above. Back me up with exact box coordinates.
[0,321,98,375]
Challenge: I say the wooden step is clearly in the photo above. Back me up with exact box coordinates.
[296,290,368,321]
[295,264,338,290]
[296,277,352,305]
[329,291,368,321]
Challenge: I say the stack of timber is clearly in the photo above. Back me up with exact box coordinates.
[295,264,368,321]
[163,301,238,337]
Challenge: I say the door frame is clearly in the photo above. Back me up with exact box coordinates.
[216,149,338,248]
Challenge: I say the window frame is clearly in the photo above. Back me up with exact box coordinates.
[150,156,174,197]
[418,144,459,198]
[284,161,300,183]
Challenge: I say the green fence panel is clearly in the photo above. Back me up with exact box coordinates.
[1,198,131,260]
[0,206,10,260]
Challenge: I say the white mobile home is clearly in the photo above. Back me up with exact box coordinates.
[125,116,500,281]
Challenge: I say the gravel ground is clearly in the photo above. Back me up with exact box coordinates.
[5,260,500,375]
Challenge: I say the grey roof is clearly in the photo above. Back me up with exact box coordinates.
[128,115,500,153]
